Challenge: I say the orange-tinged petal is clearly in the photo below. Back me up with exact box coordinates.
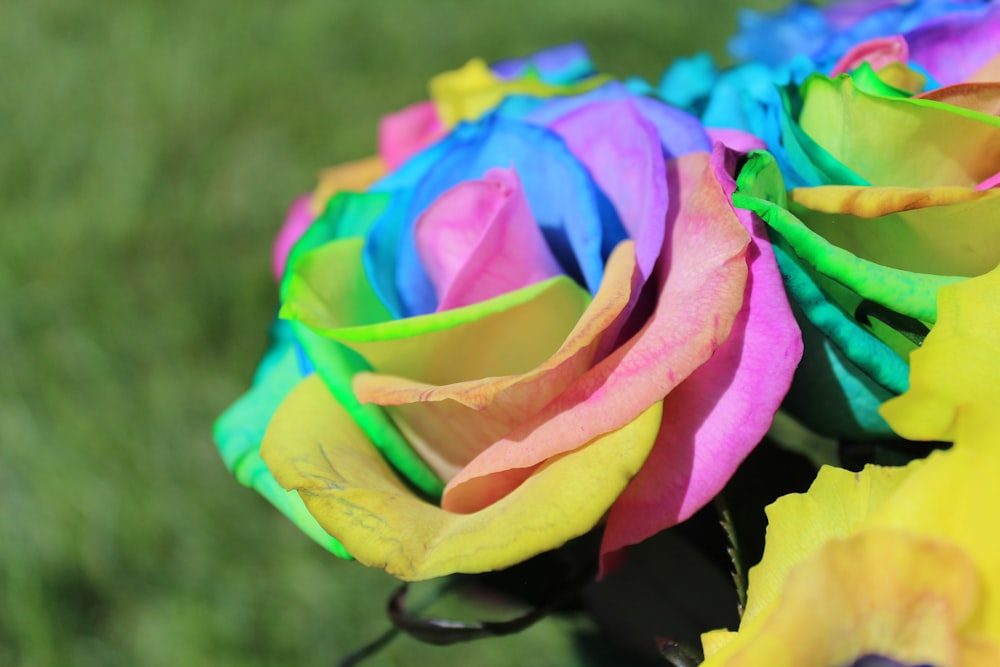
[442,151,750,513]
[281,236,593,479]
[309,156,385,215]
[261,374,662,581]
[918,82,1000,116]
[352,240,639,478]
[970,52,1000,83]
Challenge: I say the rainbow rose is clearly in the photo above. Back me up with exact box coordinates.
[661,2,1000,439]
[215,46,801,580]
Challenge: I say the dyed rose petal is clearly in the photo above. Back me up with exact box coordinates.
[599,145,802,570]
[549,99,668,283]
[378,101,445,170]
[353,241,640,478]
[263,374,662,581]
[442,151,751,514]
[917,82,1000,116]
[272,195,315,281]
[970,52,1000,84]
[978,171,1000,191]
[309,156,385,214]
[415,167,563,312]
[831,35,909,76]
[908,4,1000,86]
[707,129,767,153]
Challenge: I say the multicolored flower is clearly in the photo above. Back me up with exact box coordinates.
[215,46,801,581]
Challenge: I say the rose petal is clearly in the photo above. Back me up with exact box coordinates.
[977,170,1000,191]
[309,155,385,214]
[378,101,445,170]
[281,191,393,292]
[549,99,668,283]
[428,57,608,127]
[970,52,1000,84]
[353,241,639,479]
[917,82,1000,116]
[490,42,595,83]
[262,374,662,581]
[369,117,626,316]
[733,151,914,438]
[281,237,592,478]
[707,129,767,153]
[703,531,984,667]
[798,73,1000,188]
[414,167,562,311]
[214,320,352,558]
[526,83,712,159]
[907,3,1000,86]
[598,145,802,568]
[442,151,750,514]
[830,35,909,77]
[789,185,1000,277]
[272,195,314,281]
[735,152,962,324]
[880,265,1000,444]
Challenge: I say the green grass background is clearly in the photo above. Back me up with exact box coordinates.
[1,1,785,665]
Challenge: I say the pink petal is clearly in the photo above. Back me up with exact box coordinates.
[378,101,445,170]
[415,167,563,312]
[272,195,315,281]
[978,170,1000,191]
[598,145,803,574]
[707,129,767,153]
[908,5,1000,86]
[441,152,751,514]
[549,99,668,283]
[831,35,909,77]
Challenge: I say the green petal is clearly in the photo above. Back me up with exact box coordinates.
[284,237,444,496]
[291,322,444,497]
[213,321,352,559]
[798,72,1000,187]
[282,238,591,385]
[790,185,1000,278]
[735,150,962,325]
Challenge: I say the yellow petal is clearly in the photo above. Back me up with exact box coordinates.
[429,58,608,127]
[788,185,1000,277]
[743,464,913,623]
[880,264,1000,442]
[261,374,662,581]
[704,530,984,667]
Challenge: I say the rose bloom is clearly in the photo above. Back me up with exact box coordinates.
[660,2,1000,440]
[215,46,801,581]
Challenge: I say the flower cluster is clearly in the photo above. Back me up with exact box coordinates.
[216,1,1000,663]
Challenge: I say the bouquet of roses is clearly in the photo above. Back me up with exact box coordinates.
[215,1,1000,664]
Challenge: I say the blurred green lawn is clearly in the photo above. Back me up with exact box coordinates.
[1,1,783,665]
